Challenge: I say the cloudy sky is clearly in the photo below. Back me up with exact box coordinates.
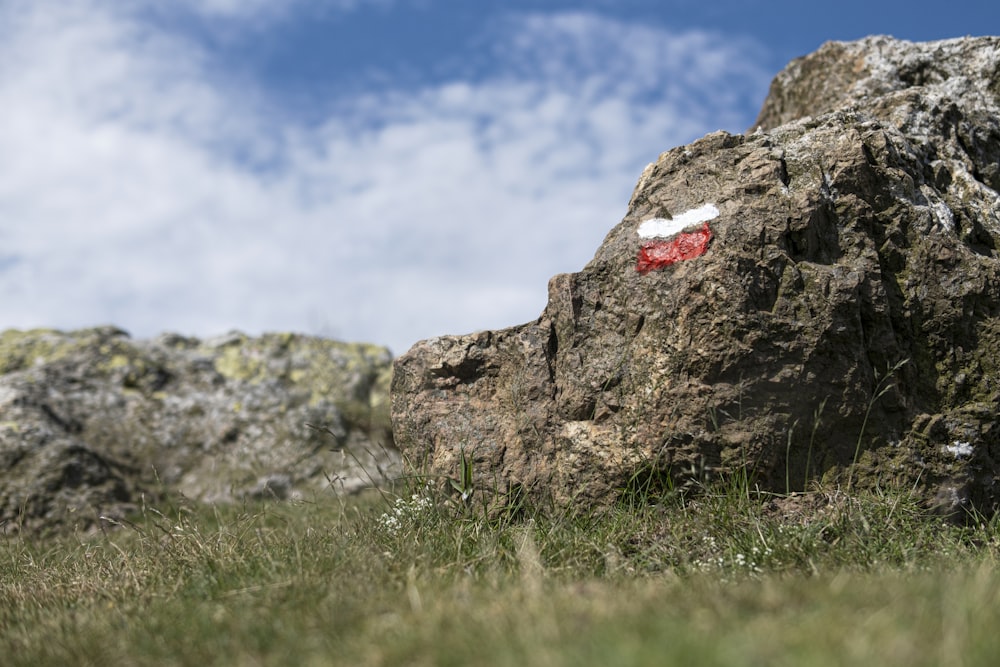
[1,0,996,354]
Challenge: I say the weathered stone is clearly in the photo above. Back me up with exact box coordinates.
[0,326,397,534]
[392,36,1000,518]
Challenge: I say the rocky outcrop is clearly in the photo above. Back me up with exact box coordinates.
[0,327,397,534]
[392,36,1000,518]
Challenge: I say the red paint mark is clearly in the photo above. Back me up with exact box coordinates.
[636,222,713,274]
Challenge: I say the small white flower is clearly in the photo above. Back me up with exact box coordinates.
[377,491,435,535]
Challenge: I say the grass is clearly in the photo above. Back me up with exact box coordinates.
[2,477,1000,666]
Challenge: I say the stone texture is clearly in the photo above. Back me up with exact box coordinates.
[392,36,1000,518]
[0,327,397,534]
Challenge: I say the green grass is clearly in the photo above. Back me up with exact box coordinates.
[2,478,999,666]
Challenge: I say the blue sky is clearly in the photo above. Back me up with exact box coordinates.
[1,1,997,354]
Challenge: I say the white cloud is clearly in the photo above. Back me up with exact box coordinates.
[144,0,396,22]
[0,2,771,354]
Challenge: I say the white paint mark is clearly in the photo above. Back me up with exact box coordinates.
[945,440,973,458]
[638,203,720,239]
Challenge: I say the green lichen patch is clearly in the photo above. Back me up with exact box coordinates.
[0,328,72,375]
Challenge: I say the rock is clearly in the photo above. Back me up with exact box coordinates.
[0,326,397,534]
[392,36,1000,519]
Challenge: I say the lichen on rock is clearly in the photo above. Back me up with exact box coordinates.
[392,36,1000,519]
[0,327,397,534]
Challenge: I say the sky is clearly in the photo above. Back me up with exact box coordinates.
[1,1,997,355]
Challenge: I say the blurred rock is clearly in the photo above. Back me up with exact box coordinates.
[0,326,397,534]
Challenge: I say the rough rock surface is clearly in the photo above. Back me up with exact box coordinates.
[392,36,1000,518]
[0,327,397,533]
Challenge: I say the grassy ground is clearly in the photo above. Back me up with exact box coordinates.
[2,477,999,666]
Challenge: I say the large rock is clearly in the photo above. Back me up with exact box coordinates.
[392,36,1000,518]
[0,327,397,534]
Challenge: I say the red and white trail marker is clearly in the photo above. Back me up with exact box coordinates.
[635,203,718,274]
